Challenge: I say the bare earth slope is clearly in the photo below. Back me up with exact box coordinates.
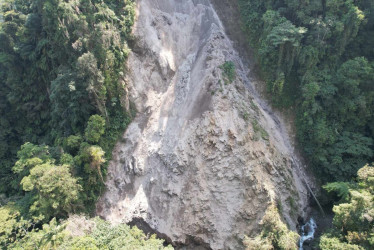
[97,0,311,249]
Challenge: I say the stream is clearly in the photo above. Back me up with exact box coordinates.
[299,218,317,250]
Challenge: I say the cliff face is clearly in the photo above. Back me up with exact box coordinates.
[97,0,311,249]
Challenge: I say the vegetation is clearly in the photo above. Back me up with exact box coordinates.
[320,165,374,249]
[243,204,299,250]
[245,165,374,249]
[0,0,136,199]
[0,0,135,196]
[0,0,170,248]
[220,61,236,84]
[238,0,374,182]
[251,120,269,141]
[239,0,374,248]
[0,215,172,249]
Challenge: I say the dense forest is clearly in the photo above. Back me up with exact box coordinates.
[238,0,374,248]
[0,0,135,198]
[0,0,172,248]
[238,0,374,182]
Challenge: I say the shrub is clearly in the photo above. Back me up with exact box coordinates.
[85,115,106,144]
[244,204,299,250]
[220,61,236,84]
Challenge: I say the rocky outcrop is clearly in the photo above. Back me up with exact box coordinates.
[97,0,311,249]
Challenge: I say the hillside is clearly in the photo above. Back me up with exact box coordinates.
[0,0,373,249]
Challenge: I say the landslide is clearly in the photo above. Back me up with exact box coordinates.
[97,0,312,249]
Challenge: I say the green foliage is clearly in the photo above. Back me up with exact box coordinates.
[9,218,68,250]
[77,53,107,119]
[83,218,173,250]
[3,216,172,249]
[85,115,106,144]
[9,116,112,215]
[0,203,32,247]
[83,145,106,183]
[0,0,154,247]
[261,10,307,84]
[0,0,135,195]
[243,204,299,250]
[63,135,83,154]
[11,143,52,192]
[251,120,269,141]
[1,131,168,247]
[323,182,350,202]
[10,144,83,221]
[12,143,52,175]
[239,0,374,182]
[60,153,74,166]
[320,235,363,250]
[321,165,374,249]
[220,61,236,84]
[20,162,82,221]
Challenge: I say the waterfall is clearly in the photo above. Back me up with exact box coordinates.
[299,218,317,249]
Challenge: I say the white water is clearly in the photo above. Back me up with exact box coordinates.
[299,218,317,249]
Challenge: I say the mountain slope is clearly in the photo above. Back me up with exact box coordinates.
[97,0,311,248]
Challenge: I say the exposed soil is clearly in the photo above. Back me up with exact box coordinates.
[97,1,314,249]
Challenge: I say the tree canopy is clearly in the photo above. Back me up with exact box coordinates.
[0,0,135,195]
[239,0,374,181]
[320,165,374,249]
[0,0,150,247]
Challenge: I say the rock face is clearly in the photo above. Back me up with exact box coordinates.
[97,0,311,249]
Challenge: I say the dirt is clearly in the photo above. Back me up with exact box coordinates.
[97,1,313,249]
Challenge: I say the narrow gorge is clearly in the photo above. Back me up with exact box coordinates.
[97,0,313,249]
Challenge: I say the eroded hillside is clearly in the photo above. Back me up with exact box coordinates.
[97,0,312,248]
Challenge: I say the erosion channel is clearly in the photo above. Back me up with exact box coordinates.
[97,0,314,249]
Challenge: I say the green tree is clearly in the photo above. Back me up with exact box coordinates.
[63,135,83,155]
[85,115,106,144]
[8,218,68,249]
[7,216,172,249]
[86,146,106,183]
[50,69,95,137]
[20,162,82,221]
[239,0,374,182]
[11,143,52,192]
[321,165,374,249]
[0,0,135,195]
[77,53,108,119]
[0,202,32,247]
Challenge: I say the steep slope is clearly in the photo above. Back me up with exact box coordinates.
[97,0,311,249]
